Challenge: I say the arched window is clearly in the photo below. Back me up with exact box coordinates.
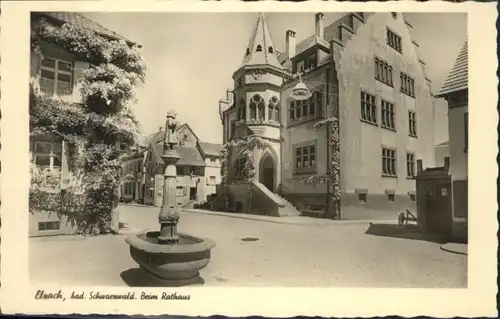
[268,46,274,54]
[246,48,251,56]
[239,98,246,121]
[269,96,279,122]
[250,94,264,121]
[256,45,262,52]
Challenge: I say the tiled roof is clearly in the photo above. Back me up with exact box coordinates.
[36,12,139,47]
[152,143,206,167]
[437,40,468,96]
[199,142,222,157]
[240,13,284,70]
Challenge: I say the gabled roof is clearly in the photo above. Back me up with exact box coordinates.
[240,13,284,70]
[151,143,206,167]
[437,40,468,97]
[199,142,222,157]
[34,12,140,48]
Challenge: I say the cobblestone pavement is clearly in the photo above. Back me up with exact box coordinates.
[30,205,467,288]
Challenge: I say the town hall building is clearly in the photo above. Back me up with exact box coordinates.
[219,12,437,219]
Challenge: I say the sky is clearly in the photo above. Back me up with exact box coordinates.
[84,12,467,145]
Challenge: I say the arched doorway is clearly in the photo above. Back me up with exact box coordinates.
[259,154,275,192]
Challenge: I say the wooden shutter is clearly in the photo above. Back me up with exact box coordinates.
[72,61,90,104]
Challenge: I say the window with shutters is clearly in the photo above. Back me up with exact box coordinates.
[39,57,74,96]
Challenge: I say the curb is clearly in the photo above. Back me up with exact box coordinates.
[182,209,397,226]
[440,243,468,256]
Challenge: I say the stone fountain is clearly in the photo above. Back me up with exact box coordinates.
[125,110,215,286]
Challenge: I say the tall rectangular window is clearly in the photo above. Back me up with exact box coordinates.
[33,141,62,170]
[381,100,395,130]
[408,110,417,137]
[294,143,317,174]
[387,28,402,53]
[360,91,377,124]
[289,91,323,124]
[39,57,73,96]
[406,153,416,178]
[464,112,468,152]
[374,57,393,87]
[382,148,397,177]
[400,72,415,98]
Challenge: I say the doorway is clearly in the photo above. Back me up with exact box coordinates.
[259,154,275,192]
[190,187,197,201]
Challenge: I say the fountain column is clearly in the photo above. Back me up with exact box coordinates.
[158,110,181,244]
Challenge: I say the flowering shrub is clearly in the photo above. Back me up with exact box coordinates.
[30,18,146,235]
[300,117,341,219]
[219,136,268,183]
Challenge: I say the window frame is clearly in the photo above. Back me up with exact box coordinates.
[381,99,396,130]
[406,152,416,179]
[293,141,317,175]
[382,147,397,177]
[408,110,417,137]
[360,91,377,125]
[33,141,63,171]
[374,57,394,87]
[400,72,415,98]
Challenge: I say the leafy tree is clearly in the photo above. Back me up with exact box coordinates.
[30,18,146,235]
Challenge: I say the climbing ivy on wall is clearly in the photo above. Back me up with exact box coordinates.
[300,117,341,219]
[29,18,146,235]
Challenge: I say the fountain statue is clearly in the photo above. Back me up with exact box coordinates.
[125,110,215,286]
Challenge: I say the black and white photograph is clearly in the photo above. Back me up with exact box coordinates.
[0,0,497,317]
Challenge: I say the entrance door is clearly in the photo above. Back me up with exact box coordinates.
[190,187,197,201]
[426,182,452,237]
[260,155,275,192]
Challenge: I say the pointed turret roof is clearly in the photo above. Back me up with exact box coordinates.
[437,39,468,97]
[240,13,283,70]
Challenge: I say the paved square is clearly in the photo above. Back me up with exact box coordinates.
[30,205,467,287]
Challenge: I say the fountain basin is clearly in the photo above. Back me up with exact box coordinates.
[125,231,215,286]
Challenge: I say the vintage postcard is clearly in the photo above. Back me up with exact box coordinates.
[0,0,497,317]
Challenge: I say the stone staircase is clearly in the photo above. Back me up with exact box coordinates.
[275,193,301,217]
[252,181,301,217]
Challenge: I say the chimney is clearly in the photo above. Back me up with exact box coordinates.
[315,13,324,39]
[285,30,296,58]
[159,127,163,132]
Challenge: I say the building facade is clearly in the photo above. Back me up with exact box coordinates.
[143,124,222,207]
[28,12,137,236]
[220,12,437,219]
[434,141,450,167]
[119,148,147,203]
[435,40,468,241]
